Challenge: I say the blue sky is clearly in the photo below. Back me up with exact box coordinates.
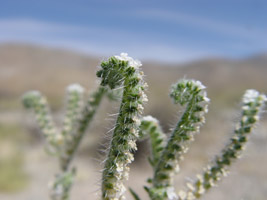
[0,0,266,62]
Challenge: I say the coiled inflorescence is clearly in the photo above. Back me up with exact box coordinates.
[23,83,107,200]
[180,89,267,200]
[147,80,209,200]
[139,116,167,167]
[62,84,85,137]
[59,86,107,171]
[98,53,148,200]
[59,84,85,170]
[22,91,61,149]
[22,53,267,200]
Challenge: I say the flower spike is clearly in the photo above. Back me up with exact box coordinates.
[99,53,147,200]
[147,79,209,200]
[181,89,266,200]
[22,91,61,149]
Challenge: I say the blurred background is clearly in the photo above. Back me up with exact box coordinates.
[0,0,267,199]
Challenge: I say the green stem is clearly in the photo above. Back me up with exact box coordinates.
[22,91,61,150]
[147,80,209,200]
[181,89,266,200]
[99,53,147,200]
[60,86,107,171]
[139,116,167,168]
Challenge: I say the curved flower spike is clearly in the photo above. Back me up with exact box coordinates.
[139,115,167,167]
[62,84,84,137]
[182,89,266,200]
[147,79,209,200]
[60,86,107,171]
[22,91,61,149]
[99,53,147,200]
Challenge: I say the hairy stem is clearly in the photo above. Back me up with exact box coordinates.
[50,169,76,200]
[60,86,107,171]
[139,116,167,168]
[22,91,61,150]
[99,53,147,200]
[61,84,85,138]
[23,84,108,200]
[147,80,209,200]
[180,89,266,200]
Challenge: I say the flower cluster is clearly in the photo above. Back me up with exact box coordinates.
[22,91,60,148]
[146,79,209,200]
[60,86,107,171]
[98,53,148,200]
[23,53,267,200]
[23,84,108,200]
[115,53,142,69]
[181,89,266,200]
[62,84,84,137]
[139,116,167,167]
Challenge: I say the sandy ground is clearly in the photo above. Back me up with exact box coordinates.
[1,121,267,200]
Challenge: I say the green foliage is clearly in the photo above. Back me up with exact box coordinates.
[180,90,267,200]
[98,55,266,200]
[59,86,107,171]
[139,80,209,200]
[22,84,108,200]
[22,53,267,200]
[50,169,76,200]
[139,116,167,167]
[98,53,148,200]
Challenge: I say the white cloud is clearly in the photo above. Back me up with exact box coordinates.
[0,18,229,63]
[134,9,267,41]
[0,18,136,37]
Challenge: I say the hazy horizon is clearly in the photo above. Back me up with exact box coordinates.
[1,42,267,65]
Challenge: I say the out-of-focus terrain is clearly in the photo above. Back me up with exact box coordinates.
[0,43,267,200]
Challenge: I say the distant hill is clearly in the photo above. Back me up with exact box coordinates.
[0,43,266,114]
[0,43,99,100]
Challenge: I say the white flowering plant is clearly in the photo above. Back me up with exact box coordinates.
[23,53,267,200]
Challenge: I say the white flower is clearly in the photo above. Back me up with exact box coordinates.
[253,115,259,122]
[137,104,144,113]
[194,80,206,90]
[67,83,84,93]
[113,182,126,198]
[243,89,259,103]
[130,128,139,137]
[115,53,142,69]
[202,92,210,102]
[132,116,141,126]
[143,82,149,89]
[203,104,209,113]
[166,187,178,200]
[116,162,124,173]
[125,152,134,163]
[26,90,41,97]
[259,94,267,102]
[139,91,148,102]
[128,140,137,150]
[115,53,129,61]
[143,115,158,124]
[242,105,250,110]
